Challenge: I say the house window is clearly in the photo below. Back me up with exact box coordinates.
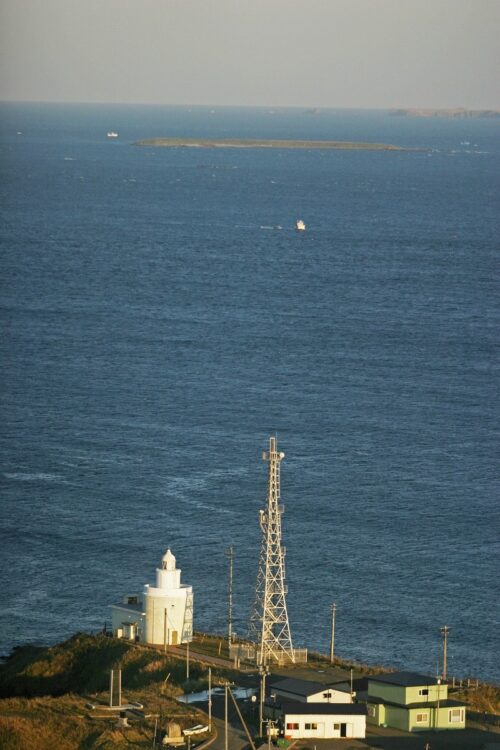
[418,688,429,696]
[305,723,317,730]
[323,692,331,698]
[367,705,376,717]
[416,713,428,723]
[333,723,340,730]
[286,723,299,730]
[449,708,463,723]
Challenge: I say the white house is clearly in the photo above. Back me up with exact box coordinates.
[270,677,352,704]
[266,700,366,740]
[110,549,193,646]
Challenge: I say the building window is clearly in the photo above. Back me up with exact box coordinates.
[367,704,376,717]
[286,723,299,730]
[418,688,429,696]
[416,713,428,723]
[333,723,340,730]
[323,692,331,698]
[305,723,317,730]
[449,708,463,723]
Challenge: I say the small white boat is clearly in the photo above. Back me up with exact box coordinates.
[295,219,306,231]
[107,131,119,138]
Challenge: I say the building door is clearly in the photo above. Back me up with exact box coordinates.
[340,723,347,737]
[171,630,178,645]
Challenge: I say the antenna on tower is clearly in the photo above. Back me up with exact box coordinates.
[249,436,295,665]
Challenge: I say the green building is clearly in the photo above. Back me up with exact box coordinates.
[364,672,466,732]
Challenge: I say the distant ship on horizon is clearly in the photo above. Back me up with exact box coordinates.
[107,131,119,138]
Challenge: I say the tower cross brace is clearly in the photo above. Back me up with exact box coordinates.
[250,436,295,665]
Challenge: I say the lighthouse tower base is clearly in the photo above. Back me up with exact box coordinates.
[110,549,193,646]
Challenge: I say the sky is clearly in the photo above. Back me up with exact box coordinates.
[1,0,499,109]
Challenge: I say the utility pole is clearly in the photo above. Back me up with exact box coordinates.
[436,677,441,729]
[224,683,228,750]
[330,602,336,663]
[227,685,257,750]
[259,665,269,738]
[266,719,277,750]
[226,546,234,645]
[250,436,295,665]
[186,638,190,680]
[440,625,450,680]
[208,667,212,732]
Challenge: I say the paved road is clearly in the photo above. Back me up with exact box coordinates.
[184,692,252,750]
[209,715,250,750]
[167,645,254,673]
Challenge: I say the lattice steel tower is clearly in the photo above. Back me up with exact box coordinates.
[250,436,295,665]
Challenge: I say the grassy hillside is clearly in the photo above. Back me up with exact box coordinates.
[0,634,212,750]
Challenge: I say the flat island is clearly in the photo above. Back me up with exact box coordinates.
[136,136,406,151]
[390,107,500,118]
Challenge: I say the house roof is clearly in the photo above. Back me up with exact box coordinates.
[368,671,442,687]
[361,693,466,710]
[110,601,145,614]
[279,700,366,716]
[405,699,466,709]
[270,678,332,697]
[270,677,351,698]
[330,679,367,693]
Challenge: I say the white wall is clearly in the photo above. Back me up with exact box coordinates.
[143,586,193,645]
[275,687,351,704]
[307,689,352,704]
[110,605,145,640]
[283,712,366,739]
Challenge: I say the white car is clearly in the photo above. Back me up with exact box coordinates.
[183,724,209,736]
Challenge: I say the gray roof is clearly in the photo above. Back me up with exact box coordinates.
[368,671,441,687]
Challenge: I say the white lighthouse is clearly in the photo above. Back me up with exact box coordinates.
[111,549,193,646]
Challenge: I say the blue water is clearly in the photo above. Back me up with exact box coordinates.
[1,103,499,682]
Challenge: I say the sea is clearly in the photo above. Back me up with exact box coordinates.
[1,102,499,682]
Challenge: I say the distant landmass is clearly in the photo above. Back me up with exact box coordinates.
[136,137,406,151]
[389,108,500,119]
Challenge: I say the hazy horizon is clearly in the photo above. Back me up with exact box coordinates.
[2,99,499,112]
[1,0,499,110]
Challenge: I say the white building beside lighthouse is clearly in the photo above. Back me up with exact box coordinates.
[111,549,193,646]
